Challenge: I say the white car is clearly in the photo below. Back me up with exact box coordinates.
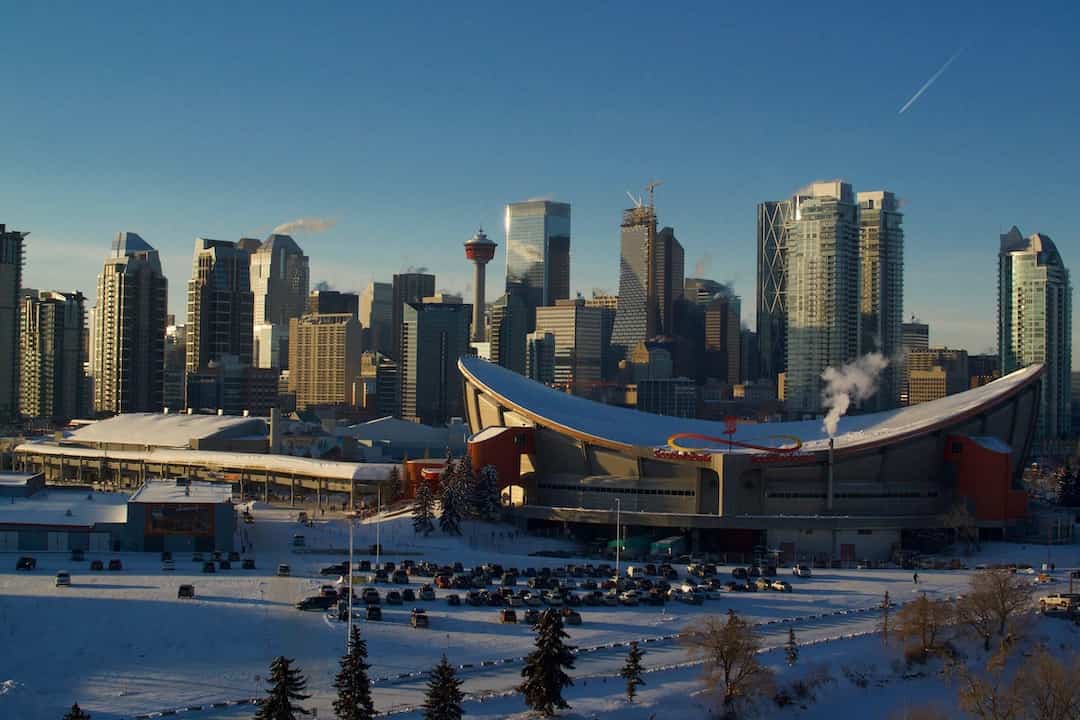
[619,590,640,606]
[793,564,812,578]
[55,571,72,587]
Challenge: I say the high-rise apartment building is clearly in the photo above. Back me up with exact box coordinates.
[93,232,168,414]
[186,238,254,373]
[360,281,393,356]
[288,313,363,410]
[756,199,793,385]
[391,272,436,363]
[250,234,309,370]
[535,299,602,395]
[0,224,25,423]
[489,293,527,375]
[504,200,571,328]
[610,201,683,359]
[163,323,186,411]
[857,191,903,410]
[525,331,555,385]
[998,227,1072,438]
[784,181,861,415]
[19,290,86,422]
[399,300,471,425]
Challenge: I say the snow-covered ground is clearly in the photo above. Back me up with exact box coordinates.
[0,506,1076,719]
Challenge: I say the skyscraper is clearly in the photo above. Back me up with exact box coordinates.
[391,272,435,362]
[900,317,930,405]
[400,299,471,425]
[360,281,393,356]
[784,180,861,415]
[704,292,741,384]
[756,199,793,385]
[250,234,309,369]
[998,227,1072,439]
[535,299,602,395]
[489,292,527,375]
[0,224,25,423]
[610,200,683,359]
[504,200,571,328]
[525,331,555,385]
[93,232,168,414]
[19,290,86,423]
[186,238,254,373]
[309,290,360,318]
[288,312,363,410]
[857,190,903,410]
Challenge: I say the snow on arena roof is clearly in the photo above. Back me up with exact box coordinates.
[67,413,267,448]
[0,488,128,528]
[129,480,234,504]
[459,356,1043,454]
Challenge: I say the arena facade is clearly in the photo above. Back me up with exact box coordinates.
[460,356,1043,562]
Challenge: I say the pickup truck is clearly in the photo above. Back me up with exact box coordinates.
[1038,593,1080,613]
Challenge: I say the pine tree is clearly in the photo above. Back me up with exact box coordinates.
[333,625,375,720]
[475,465,501,521]
[62,704,91,720]
[439,459,462,536]
[388,466,403,503]
[784,627,799,666]
[422,655,464,720]
[255,656,312,720]
[413,479,435,535]
[619,641,645,703]
[457,454,477,518]
[519,608,576,716]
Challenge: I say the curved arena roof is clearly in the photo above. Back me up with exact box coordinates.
[458,356,1044,454]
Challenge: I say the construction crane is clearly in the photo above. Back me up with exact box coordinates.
[644,179,664,208]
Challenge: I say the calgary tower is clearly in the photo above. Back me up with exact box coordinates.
[464,228,497,342]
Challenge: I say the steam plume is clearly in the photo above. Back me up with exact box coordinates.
[693,253,712,277]
[272,217,337,235]
[821,352,889,436]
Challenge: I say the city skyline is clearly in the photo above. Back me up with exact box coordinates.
[4,3,1077,360]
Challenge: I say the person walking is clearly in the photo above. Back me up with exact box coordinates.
[913,572,919,584]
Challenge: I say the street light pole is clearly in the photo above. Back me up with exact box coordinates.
[375,486,381,570]
[615,497,621,579]
[347,512,353,649]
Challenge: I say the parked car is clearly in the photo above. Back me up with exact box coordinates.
[564,592,582,607]
[218,559,231,570]
[391,570,409,584]
[320,585,339,599]
[418,584,436,601]
[211,551,222,562]
[446,593,461,606]
[542,591,564,606]
[619,590,640,606]
[366,605,383,621]
[358,560,372,572]
[15,556,36,571]
[771,579,793,592]
[499,608,518,624]
[523,608,541,625]
[374,570,389,583]
[108,559,123,571]
[228,551,240,562]
[361,587,381,605]
[561,608,582,625]
[162,560,176,572]
[402,588,416,602]
[410,608,429,628]
[277,563,292,577]
[755,577,772,591]
[70,549,85,562]
[747,566,761,578]
[723,581,740,592]
[1039,593,1080,613]
[202,561,216,573]
[242,558,256,570]
[321,562,348,576]
[55,571,72,587]
[297,595,335,611]
[793,564,812,578]
[178,584,195,599]
[731,567,748,580]
[90,559,104,571]
[385,590,403,605]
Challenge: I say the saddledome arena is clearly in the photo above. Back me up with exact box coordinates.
[460,356,1043,562]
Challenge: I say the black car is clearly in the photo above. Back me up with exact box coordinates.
[202,561,216,573]
[321,562,348,576]
[16,556,37,571]
[178,584,195,599]
[731,567,748,579]
[107,559,123,571]
[446,593,461,606]
[296,595,336,611]
[385,590,403,605]
[366,605,383,621]
[242,558,256,570]
[218,560,231,570]
[402,588,416,602]
[90,559,104,571]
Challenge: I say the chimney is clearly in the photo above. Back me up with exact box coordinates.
[827,438,835,512]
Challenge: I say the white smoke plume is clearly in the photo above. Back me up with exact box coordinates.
[272,217,337,235]
[821,352,889,436]
[693,253,712,277]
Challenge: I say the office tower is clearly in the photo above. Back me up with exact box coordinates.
[535,299,602,395]
[1072,371,1080,432]
[740,329,759,383]
[906,347,970,404]
[756,199,793,385]
[249,234,309,370]
[360,281,393,356]
[391,272,436,362]
[186,238,254,373]
[308,290,359,318]
[184,353,279,416]
[857,190,904,410]
[784,180,861,415]
[400,299,471,425]
[610,199,683,359]
[637,377,696,418]
[489,292,527,374]
[704,292,741,384]
[998,227,1072,438]
[629,341,674,381]
[504,200,572,328]
[585,292,618,380]
[163,323,186,412]
[684,278,727,306]
[0,224,25,423]
[93,232,168,414]
[464,228,497,342]
[525,331,555,385]
[287,312,363,410]
[19,291,86,422]
[900,317,930,404]
[969,354,1001,389]
[374,355,399,417]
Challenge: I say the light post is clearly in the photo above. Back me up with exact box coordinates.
[614,498,621,579]
[347,511,354,649]
[375,486,382,570]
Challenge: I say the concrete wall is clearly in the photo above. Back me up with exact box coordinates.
[766,527,901,562]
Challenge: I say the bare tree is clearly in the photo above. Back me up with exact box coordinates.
[1012,647,1080,720]
[976,569,1033,637]
[683,613,774,718]
[879,590,892,644]
[895,595,954,660]
[955,588,997,652]
[944,500,978,554]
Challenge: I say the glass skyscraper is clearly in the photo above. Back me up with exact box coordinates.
[504,200,571,328]
[998,227,1072,439]
[756,199,792,386]
[857,190,903,411]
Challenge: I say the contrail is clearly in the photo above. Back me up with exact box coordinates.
[898,49,962,115]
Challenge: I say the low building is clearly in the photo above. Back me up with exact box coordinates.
[127,479,235,553]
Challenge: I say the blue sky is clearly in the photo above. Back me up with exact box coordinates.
[2,1,1077,357]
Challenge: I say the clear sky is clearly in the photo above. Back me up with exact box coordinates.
[2,1,1077,358]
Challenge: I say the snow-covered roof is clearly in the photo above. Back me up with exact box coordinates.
[0,488,128,527]
[969,436,1012,454]
[459,356,1044,454]
[67,413,267,448]
[129,480,234,504]
[0,473,38,487]
[336,416,468,445]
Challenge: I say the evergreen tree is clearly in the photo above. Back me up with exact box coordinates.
[333,625,375,720]
[475,465,502,521]
[388,466,403,503]
[412,479,435,536]
[518,609,576,716]
[62,704,91,720]
[422,655,464,720]
[255,656,311,720]
[784,627,799,666]
[439,459,463,536]
[457,454,477,518]
[619,641,645,703]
